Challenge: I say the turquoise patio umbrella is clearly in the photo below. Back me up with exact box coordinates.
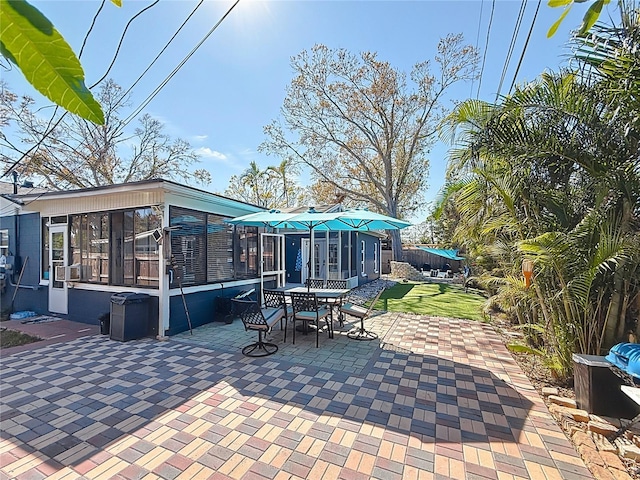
[228,207,411,289]
[228,208,351,288]
[278,208,412,287]
[225,209,299,229]
[321,208,412,231]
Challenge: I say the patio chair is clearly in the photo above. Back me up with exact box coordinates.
[290,291,333,348]
[231,298,284,357]
[323,279,349,325]
[325,279,347,289]
[262,289,292,342]
[340,288,385,341]
[306,278,325,288]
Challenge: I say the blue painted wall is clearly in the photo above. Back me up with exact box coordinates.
[281,231,380,287]
[166,281,260,336]
[1,213,47,315]
[356,233,381,286]
[284,235,302,284]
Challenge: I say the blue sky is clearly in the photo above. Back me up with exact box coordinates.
[2,0,597,221]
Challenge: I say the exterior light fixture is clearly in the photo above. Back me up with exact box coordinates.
[522,259,534,288]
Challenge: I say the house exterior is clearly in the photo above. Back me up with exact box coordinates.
[283,230,383,287]
[0,179,263,336]
[254,205,384,288]
[1,179,384,337]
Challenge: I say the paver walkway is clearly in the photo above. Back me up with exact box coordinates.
[0,312,592,479]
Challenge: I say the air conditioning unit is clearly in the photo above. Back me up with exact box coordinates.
[54,264,81,282]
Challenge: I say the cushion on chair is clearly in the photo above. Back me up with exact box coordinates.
[263,308,285,328]
[295,307,331,321]
[339,303,368,318]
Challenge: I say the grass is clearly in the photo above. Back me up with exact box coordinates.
[0,327,41,348]
[374,281,487,321]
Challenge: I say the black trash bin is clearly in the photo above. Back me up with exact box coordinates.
[110,292,150,341]
[99,312,110,335]
[573,353,640,418]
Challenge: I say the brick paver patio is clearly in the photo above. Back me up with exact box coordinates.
[0,311,592,479]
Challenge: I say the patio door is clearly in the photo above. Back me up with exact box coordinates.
[49,225,68,314]
[260,233,285,292]
[301,238,327,284]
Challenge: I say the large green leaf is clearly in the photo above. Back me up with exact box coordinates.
[579,0,605,34]
[506,343,545,356]
[0,0,104,124]
[547,6,572,37]
[548,0,572,7]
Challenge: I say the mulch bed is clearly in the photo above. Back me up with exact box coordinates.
[492,316,640,479]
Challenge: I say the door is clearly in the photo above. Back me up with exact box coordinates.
[49,225,68,314]
[260,233,285,292]
[301,238,327,284]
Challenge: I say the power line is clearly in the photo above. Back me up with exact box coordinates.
[495,0,527,102]
[509,0,542,94]
[476,0,496,99]
[1,0,161,179]
[470,0,485,98]
[79,0,106,59]
[114,0,206,109]
[90,0,161,89]
[118,0,241,132]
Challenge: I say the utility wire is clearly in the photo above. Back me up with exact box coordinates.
[114,0,205,109]
[476,0,496,99]
[80,0,106,58]
[509,0,542,94]
[1,0,160,179]
[118,0,241,132]
[90,0,161,88]
[470,0,485,98]
[495,0,527,102]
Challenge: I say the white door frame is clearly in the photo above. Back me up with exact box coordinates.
[260,233,285,300]
[49,224,68,314]
[302,236,327,283]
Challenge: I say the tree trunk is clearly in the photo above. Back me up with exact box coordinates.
[389,229,403,262]
[603,260,627,348]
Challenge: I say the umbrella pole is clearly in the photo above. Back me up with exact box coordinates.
[308,227,312,291]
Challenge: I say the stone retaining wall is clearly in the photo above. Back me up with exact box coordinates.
[390,261,425,281]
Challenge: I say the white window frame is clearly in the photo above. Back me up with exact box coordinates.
[361,240,366,277]
[373,242,379,274]
[0,229,8,257]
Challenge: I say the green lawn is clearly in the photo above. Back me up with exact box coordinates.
[0,328,40,348]
[374,281,486,321]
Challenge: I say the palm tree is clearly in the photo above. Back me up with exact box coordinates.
[266,158,299,208]
[240,161,267,207]
[437,68,640,376]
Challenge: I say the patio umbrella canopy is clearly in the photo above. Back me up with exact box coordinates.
[228,207,411,288]
[324,208,412,231]
[225,209,299,228]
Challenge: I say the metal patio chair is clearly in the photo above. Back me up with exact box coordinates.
[262,289,291,342]
[340,288,385,341]
[290,291,333,348]
[306,278,325,289]
[232,298,284,357]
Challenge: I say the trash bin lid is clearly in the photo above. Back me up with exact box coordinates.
[111,292,150,304]
[572,353,611,367]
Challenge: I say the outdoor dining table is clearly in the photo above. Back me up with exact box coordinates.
[282,286,351,331]
[283,286,350,298]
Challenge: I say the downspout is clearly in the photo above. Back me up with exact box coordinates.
[7,181,38,290]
